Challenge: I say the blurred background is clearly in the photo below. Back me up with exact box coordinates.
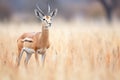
[0,0,120,22]
[0,1,120,80]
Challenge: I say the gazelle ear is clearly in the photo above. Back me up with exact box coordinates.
[34,9,44,19]
[50,9,58,17]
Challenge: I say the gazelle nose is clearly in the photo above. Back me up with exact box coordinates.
[48,23,52,26]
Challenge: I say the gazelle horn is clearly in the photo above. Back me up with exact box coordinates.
[36,4,45,16]
[48,4,51,14]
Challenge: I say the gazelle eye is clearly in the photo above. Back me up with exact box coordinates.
[43,19,45,20]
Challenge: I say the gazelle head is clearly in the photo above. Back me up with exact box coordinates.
[34,4,57,29]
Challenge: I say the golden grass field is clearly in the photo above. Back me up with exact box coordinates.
[0,20,120,80]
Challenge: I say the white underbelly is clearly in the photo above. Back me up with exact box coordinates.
[23,47,35,54]
[22,47,46,54]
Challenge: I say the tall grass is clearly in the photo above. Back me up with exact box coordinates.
[0,20,120,80]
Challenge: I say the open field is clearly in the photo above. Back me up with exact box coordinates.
[0,20,120,80]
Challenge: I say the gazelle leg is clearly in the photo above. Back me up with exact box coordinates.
[35,53,39,65]
[41,54,46,66]
[17,48,24,67]
[24,53,32,67]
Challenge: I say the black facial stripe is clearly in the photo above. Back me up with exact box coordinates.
[45,20,49,24]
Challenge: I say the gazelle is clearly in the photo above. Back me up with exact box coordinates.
[17,4,57,67]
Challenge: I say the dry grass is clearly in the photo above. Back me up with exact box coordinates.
[0,20,120,80]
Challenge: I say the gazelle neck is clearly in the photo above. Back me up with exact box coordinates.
[41,22,49,33]
[42,26,49,38]
[40,23,49,43]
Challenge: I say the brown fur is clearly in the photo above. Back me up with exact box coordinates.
[46,16,50,19]
[16,6,57,66]
[17,23,50,65]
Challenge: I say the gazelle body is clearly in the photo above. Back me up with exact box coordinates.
[17,4,57,67]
